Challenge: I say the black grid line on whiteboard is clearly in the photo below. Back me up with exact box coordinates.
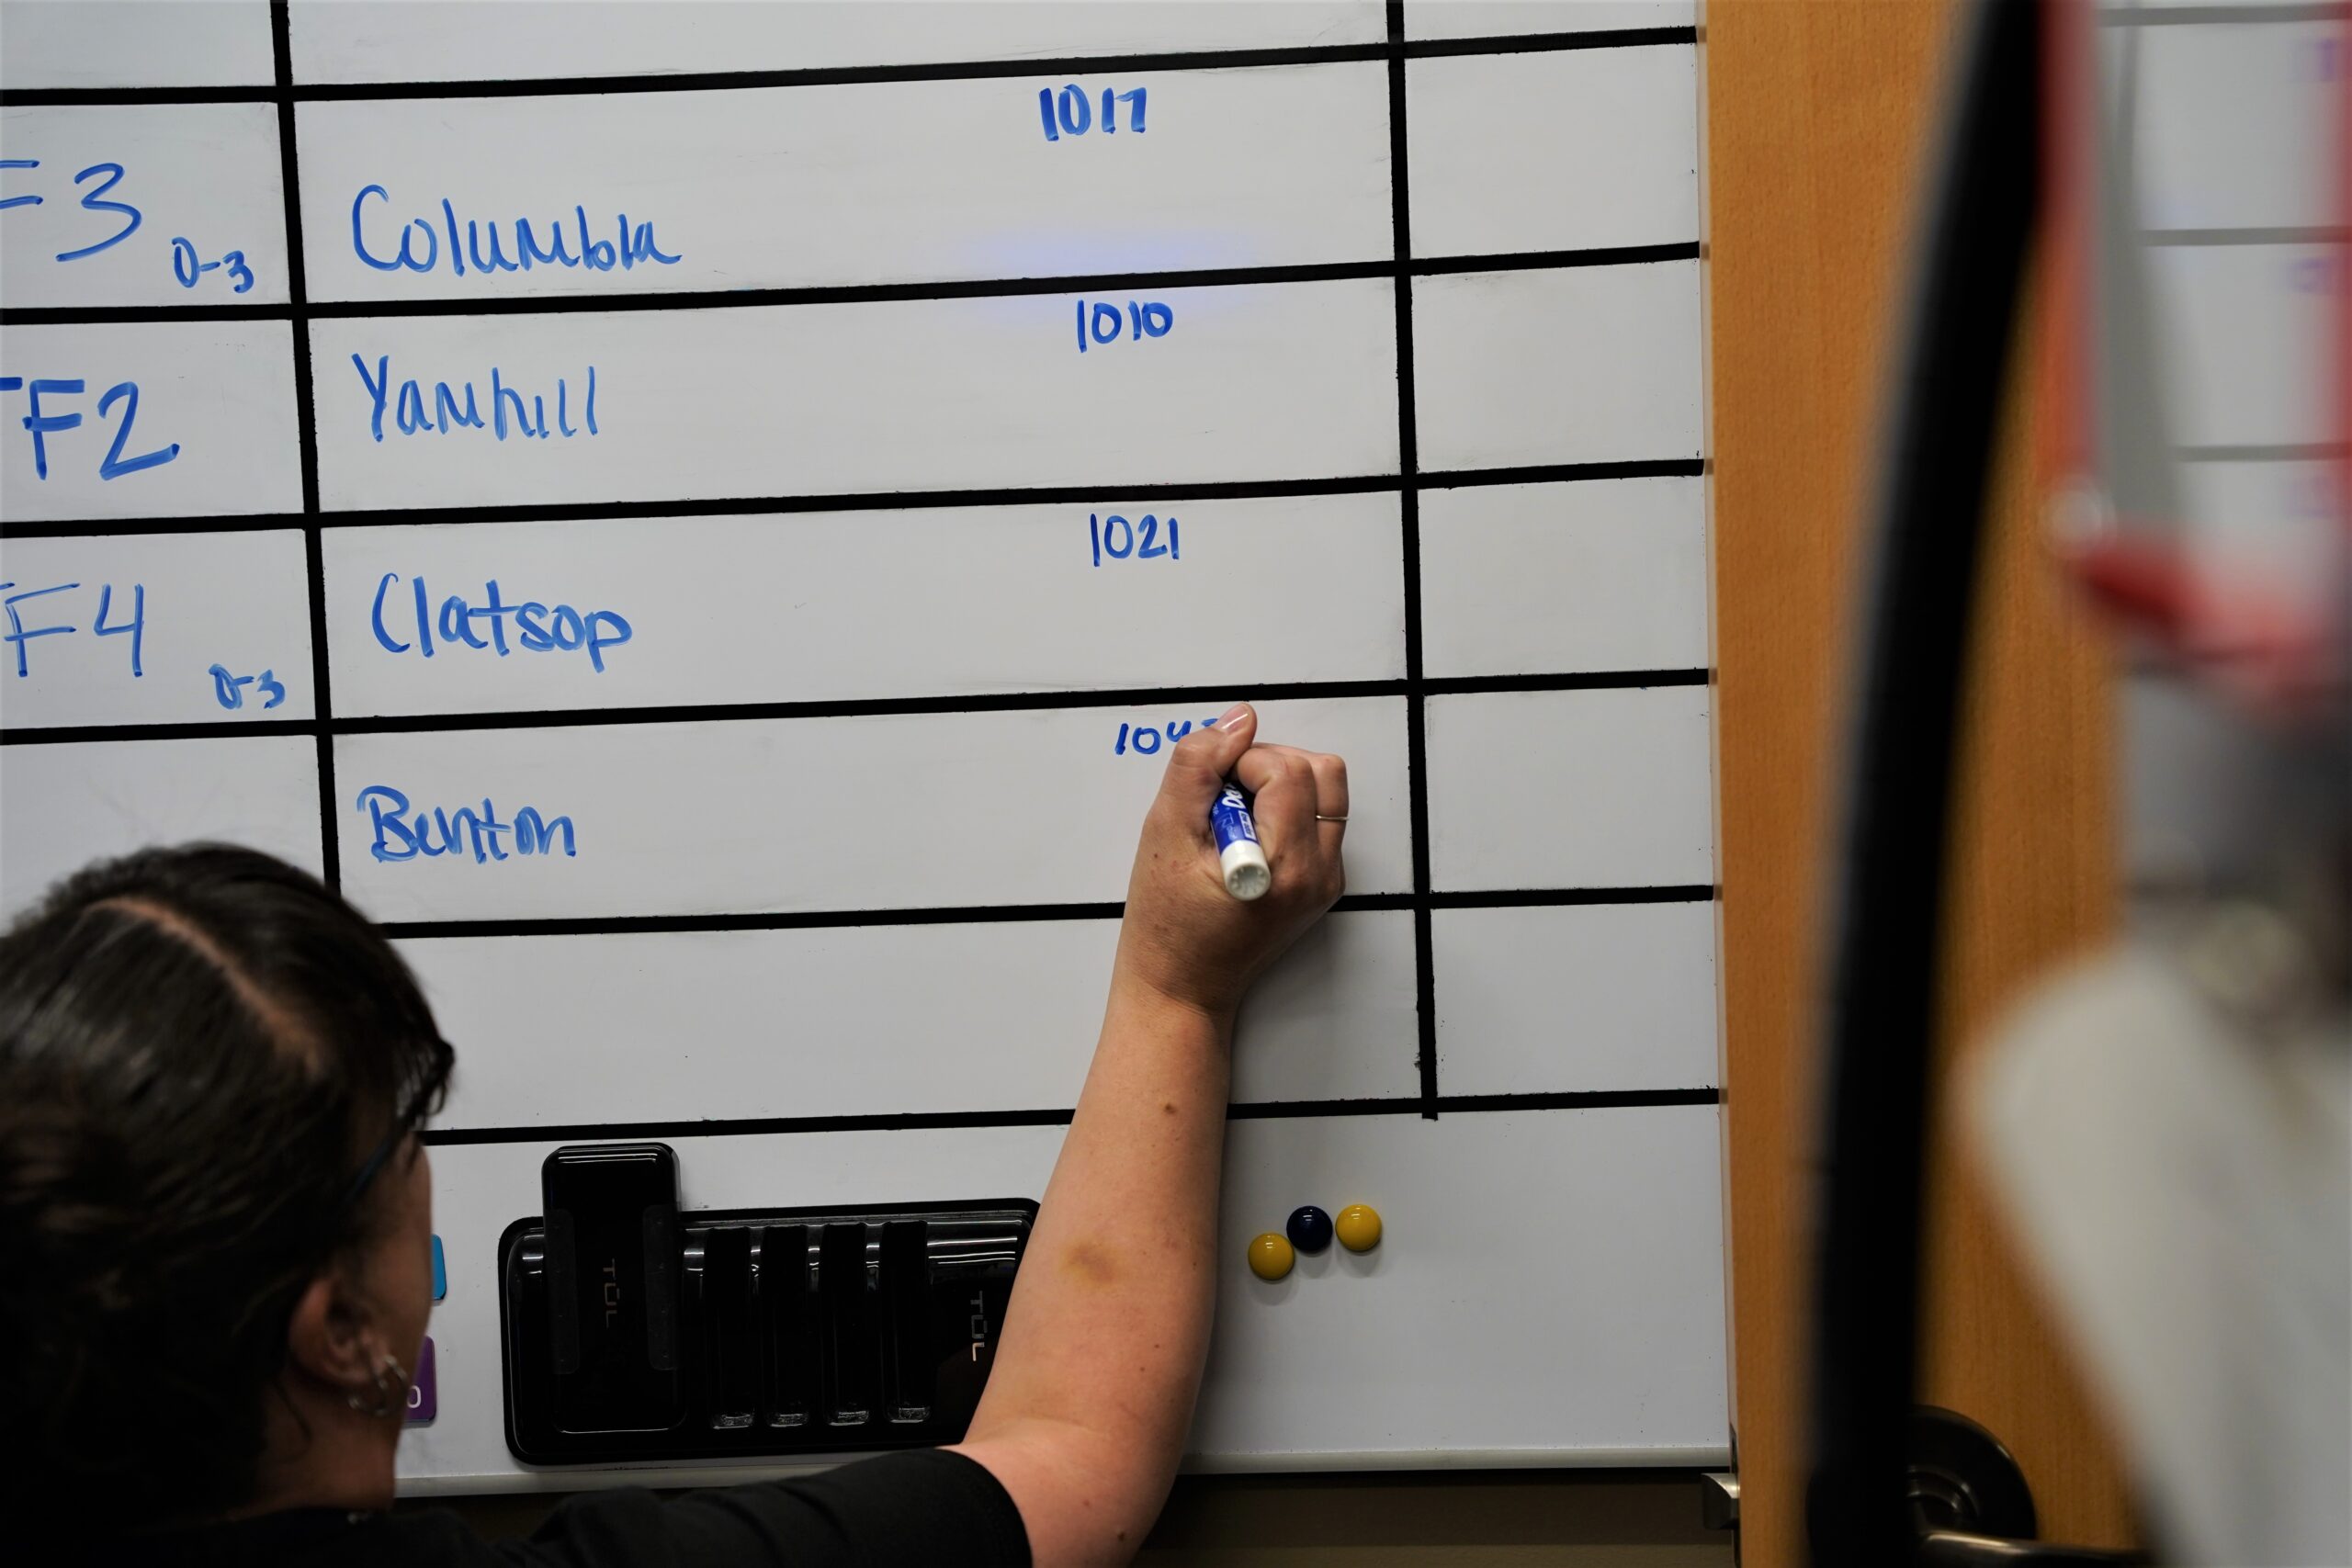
[1386,0,1440,1122]
[0,459,1709,540]
[375,885,1718,942]
[0,669,1713,747]
[420,1086,1724,1148]
[271,1,341,893]
[0,243,1699,329]
[0,27,1697,109]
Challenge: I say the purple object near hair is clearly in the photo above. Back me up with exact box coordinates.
[404,1336,437,1425]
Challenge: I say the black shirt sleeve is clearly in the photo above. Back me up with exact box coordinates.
[94,1448,1030,1568]
[491,1450,1031,1568]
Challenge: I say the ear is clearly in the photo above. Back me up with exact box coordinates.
[284,1268,379,1394]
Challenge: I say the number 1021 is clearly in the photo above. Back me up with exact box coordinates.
[1089,512,1178,567]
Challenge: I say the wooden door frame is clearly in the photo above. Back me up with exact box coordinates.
[1705,5,2133,1562]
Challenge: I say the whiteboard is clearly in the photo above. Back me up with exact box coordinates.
[409,909,1424,1132]
[322,499,1409,717]
[409,1107,1725,1489]
[2096,6,2347,897]
[296,69,1396,300]
[291,3,1388,85]
[1420,478,1709,675]
[0,320,301,521]
[0,103,290,309]
[0,0,1724,1482]
[0,1,273,90]
[308,283,1403,510]
[334,696,1416,921]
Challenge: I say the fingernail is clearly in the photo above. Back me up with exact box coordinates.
[1215,702,1251,730]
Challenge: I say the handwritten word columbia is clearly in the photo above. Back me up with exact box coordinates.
[351,186,679,277]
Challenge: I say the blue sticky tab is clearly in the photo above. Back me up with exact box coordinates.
[430,1234,446,1302]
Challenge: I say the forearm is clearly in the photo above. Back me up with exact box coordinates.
[949,705,1343,1565]
[956,971,1232,1544]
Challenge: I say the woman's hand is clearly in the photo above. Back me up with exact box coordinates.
[1111,702,1348,1023]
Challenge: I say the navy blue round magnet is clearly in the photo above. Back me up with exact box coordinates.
[1285,1204,1333,1254]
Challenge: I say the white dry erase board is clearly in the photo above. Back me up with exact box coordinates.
[0,0,1724,1485]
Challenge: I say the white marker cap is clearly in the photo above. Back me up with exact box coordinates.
[1221,840,1272,901]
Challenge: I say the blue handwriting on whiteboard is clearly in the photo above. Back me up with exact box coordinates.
[208,664,285,709]
[356,784,576,864]
[370,572,633,672]
[172,238,254,293]
[1037,85,1147,140]
[350,356,598,443]
[1075,299,1172,352]
[0,378,179,480]
[3,159,254,291]
[1114,716,1224,756]
[351,186,680,277]
[1089,513,1178,566]
[0,581,142,677]
[1,159,139,259]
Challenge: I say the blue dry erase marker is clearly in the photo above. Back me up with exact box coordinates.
[1212,783,1272,901]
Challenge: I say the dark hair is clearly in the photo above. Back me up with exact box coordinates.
[0,844,452,1529]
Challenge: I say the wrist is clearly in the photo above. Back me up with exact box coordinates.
[1106,965,1238,1041]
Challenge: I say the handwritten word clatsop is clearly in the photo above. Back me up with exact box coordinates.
[370,572,632,672]
[350,186,680,277]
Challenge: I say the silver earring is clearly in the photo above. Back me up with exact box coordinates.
[345,1352,410,1420]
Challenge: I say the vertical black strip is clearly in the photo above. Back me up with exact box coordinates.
[1386,1,1439,1121]
[271,2,337,889]
[1804,1,2039,1560]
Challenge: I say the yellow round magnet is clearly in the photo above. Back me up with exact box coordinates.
[1334,1203,1383,1253]
[1246,1232,1295,1280]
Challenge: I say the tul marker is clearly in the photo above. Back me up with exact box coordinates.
[1212,782,1272,901]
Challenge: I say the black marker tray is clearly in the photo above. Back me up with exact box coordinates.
[500,1197,1036,1465]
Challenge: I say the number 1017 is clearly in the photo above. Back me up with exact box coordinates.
[1039,85,1148,140]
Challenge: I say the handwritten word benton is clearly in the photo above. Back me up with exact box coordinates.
[0,377,179,480]
[1076,299,1173,352]
[2,157,254,292]
[1089,513,1179,566]
[1037,85,1148,140]
[0,580,141,677]
[370,572,633,672]
[356,784,577,864]
[1114,716,1225,756]
[351,186,681,278]
[350,355,598,444]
